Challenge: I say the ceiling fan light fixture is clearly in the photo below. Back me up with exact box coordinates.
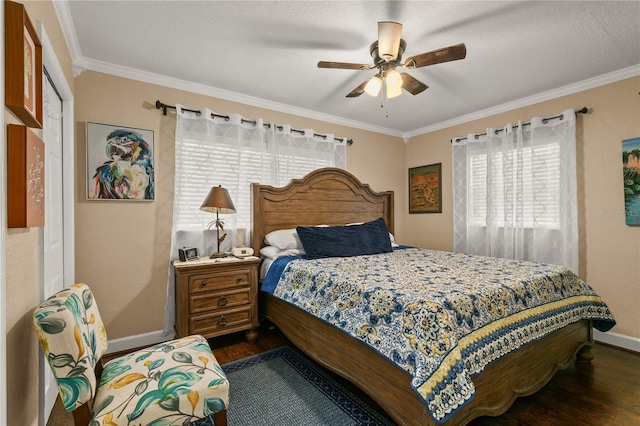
[364,76,382,97]
[378,21,402,61]
[318,21,466,101]
[386,83,403,99]
[385,69,403,98]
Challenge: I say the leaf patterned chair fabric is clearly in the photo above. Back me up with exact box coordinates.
[33,283,229,426]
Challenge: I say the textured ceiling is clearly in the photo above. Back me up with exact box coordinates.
[60,1,640,137]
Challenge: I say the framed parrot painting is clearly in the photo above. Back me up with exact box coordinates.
[86,122,154,200]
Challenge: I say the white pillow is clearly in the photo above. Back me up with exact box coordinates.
[260,245,305,260]
[389,233,398,246]
[264,228,303,250]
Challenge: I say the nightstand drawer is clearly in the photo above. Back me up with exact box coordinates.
[190,306,252,336]
[189,269,251,293]
[174,256,260,341]
[189,287,250,314]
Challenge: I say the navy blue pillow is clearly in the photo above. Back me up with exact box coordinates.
[296,218,392,259]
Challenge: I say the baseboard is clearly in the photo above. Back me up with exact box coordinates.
[106,330,173,355]
[594,330,640,353]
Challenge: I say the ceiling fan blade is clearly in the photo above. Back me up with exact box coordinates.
[405,43,467,68]
[318,61,372,70]
[400,73,428,95]
[346,79,369,98]
[378,21,403,61]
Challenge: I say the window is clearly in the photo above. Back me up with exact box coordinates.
[469,138,561,228]
[172,111,347,242]
[452,109,578,273]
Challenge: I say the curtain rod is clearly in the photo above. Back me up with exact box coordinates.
[451,107,588,144]
[155,100,353,146]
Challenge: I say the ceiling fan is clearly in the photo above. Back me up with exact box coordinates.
[318,21,466,99]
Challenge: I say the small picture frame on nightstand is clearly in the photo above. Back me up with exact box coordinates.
[178,247,199,262]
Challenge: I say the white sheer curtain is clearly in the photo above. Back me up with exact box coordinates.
[268,124,347,187]
[163,105,347,336]
[453,108,578,273]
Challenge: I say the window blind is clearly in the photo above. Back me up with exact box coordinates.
[173,117,346,237]
[469,138,560,228]
[174,142,269,232]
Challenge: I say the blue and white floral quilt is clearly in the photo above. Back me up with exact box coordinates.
[262,248,615,423]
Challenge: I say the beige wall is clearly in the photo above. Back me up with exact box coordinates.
[4,1,74,425]
[5,226,40,426]
[404,76,640,339]
[73,71,405,339]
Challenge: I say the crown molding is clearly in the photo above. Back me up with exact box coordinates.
[81,58,405,138]
[52,0,83,67]
[75,58,638,142]
[405,65,640,139]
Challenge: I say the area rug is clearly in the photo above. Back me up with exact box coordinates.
[198,345,396,425]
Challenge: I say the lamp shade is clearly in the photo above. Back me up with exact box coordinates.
[200,185,236,214]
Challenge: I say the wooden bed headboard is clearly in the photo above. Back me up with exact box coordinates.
[251,168,394,254]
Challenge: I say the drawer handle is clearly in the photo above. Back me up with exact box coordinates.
[218,296,228,306]
[217,315,227,326]
[201,281,207,287]
[236,276,243,282]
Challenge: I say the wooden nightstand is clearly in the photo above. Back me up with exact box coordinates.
[174,256,261,342]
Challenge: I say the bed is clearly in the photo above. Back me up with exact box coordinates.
[251,167,614,425]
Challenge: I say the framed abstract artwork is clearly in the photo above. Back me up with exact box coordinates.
[409,163,442,214]
[4,1,43,129]
[622,137,640,226]
[7,124,45,227]
[86,122,155,201]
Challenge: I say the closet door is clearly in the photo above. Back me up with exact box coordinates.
[41,70,64,421]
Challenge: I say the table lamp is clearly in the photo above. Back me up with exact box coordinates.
[200,185,236,258]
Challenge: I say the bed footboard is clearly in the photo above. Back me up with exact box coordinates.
[260,292,593,425]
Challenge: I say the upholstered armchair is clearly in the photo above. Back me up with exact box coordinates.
[33,283,229,425]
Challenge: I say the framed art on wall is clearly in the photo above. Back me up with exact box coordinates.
[4,0,43,129]
[622,137,640,226]
[7,124,45,227]
[86,122,155,201]
[409,163,442,214]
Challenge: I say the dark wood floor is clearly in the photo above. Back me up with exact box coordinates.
[48,322,640,425]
